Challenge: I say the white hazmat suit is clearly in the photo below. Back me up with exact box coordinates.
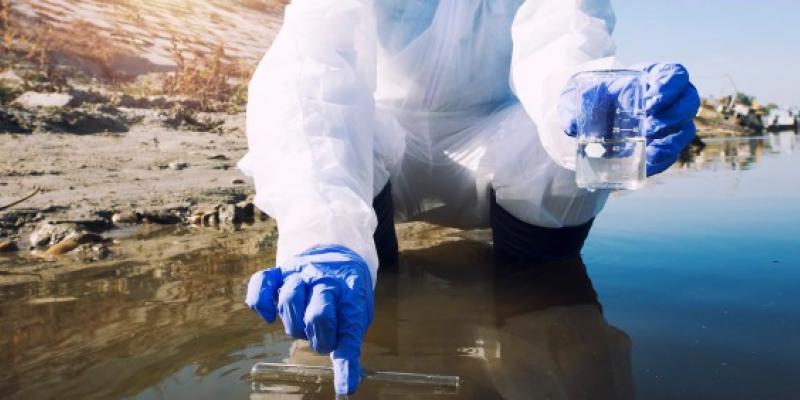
[239,0,619,283]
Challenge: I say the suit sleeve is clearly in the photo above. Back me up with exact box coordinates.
[238,0,380,283]
[510,0,619,170]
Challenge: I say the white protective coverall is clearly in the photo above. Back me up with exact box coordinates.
[239,0,619,283]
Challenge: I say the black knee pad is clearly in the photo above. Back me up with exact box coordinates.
[490,189,594,263]
[373,182,399,267]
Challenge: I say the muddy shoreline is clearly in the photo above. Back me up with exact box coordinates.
[0,89,747,283]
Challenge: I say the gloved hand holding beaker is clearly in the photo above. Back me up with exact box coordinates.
[559,63,701,177]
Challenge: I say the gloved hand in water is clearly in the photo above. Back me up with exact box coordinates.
[559,63,701,176]
[245,245,374,395]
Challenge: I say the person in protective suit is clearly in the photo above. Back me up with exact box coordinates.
[242,0,699,394]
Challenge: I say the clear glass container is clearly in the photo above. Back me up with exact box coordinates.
[572,69,646,191]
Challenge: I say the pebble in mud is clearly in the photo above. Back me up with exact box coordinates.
[168,161,188,171]
[112,211,139,224]
[44,233,106,256]
[12,91,73,109]
[29,222,83,248]
[42,239,82,256]
[30,233,107,259]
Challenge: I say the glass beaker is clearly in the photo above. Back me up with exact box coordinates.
[573,69,646,191]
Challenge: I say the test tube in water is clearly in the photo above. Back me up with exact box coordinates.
[250,362,460,392]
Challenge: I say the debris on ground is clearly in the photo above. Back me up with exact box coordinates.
[168,161,188,171]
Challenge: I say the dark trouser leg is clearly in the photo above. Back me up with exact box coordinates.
[373,182,399,267]
[489,189,594,263]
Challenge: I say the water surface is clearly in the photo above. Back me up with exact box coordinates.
[1,132,798,399]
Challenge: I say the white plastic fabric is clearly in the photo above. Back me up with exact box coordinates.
[240,0,620,281]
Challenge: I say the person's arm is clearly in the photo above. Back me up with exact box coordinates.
[239,0,378,395]
[510,0,618,170]
[239,0,379,281]
[511,1,700,176]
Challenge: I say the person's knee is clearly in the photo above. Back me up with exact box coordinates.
[490,189,594,263]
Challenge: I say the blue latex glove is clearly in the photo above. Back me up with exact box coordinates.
[560,63,701,176]
[245,245,374,395]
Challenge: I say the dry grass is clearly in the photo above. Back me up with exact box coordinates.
[161,40,252,112]
[1,3,119,87]
[1,0,12,50]
[1,2,257,113]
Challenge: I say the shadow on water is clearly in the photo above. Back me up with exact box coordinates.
[311,242,633,399]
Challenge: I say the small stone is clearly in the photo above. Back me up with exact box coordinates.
[0,69,24,84]
[112,211,139,224]
[12,91,73,109]
[44,238,81,256]
[29,222,83,248]
[0,240,19,252]
[169,161,188,171]
[231,178,245,185]
[42,231,105,257]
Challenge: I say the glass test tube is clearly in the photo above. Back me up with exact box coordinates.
[250,362,460,390]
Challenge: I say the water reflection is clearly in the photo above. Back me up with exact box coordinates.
[677,131,797,171]
[487,256,633,400]
[0,246,274,400]
[366,242,632,399]
[0,236,632,399]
